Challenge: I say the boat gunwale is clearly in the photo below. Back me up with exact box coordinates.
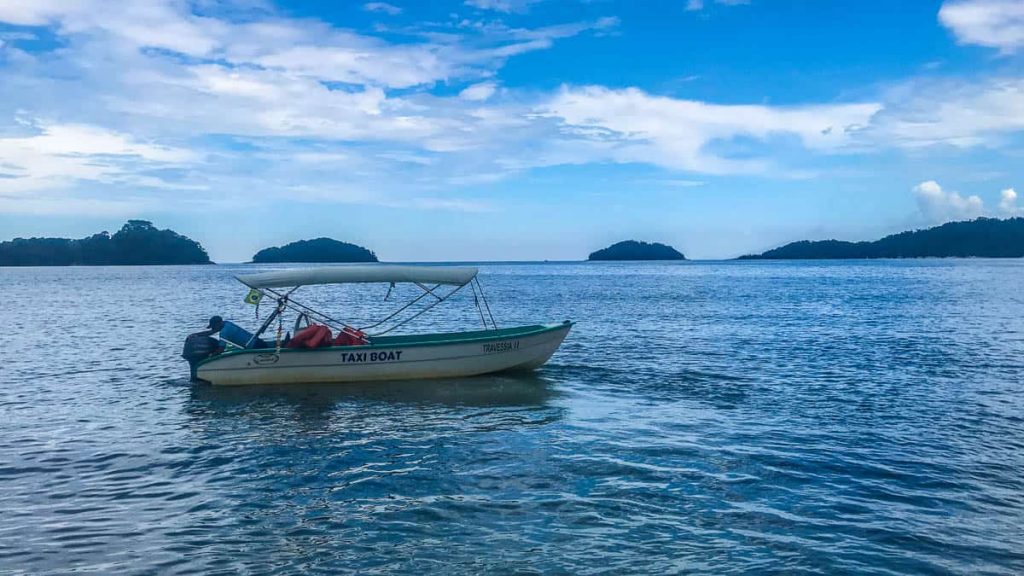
[196,321,573,367]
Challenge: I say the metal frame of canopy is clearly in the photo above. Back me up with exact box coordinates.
[234,265,498,348]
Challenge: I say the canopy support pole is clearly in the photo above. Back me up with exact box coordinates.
[469,280,487,329]
[239,274,487,340]
[415,282,444,301]
[473,277,497,330]
[358,284,440,332]
[371,281,470,336]
[248,296,285,346]
[262,288,356,335]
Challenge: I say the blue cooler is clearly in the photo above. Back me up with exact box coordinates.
[219,321,267,349]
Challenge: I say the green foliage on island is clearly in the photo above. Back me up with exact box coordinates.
[740,217,1024,259]
[0,220,211,266]
[588,240,686,261]
[252,238,379,263]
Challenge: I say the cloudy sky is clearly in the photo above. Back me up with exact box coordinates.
[0,0,1022,261]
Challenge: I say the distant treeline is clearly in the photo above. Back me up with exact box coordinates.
[741,217,1024,259]
[6,217,1022,266]
[252,238,378,263]
[0,220,211,266]
[589,240,686,261]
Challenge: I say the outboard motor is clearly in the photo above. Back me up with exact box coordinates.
[182,316,225,382]
[182,333,219,382]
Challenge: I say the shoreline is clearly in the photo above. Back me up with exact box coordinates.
[3,257,1024,268]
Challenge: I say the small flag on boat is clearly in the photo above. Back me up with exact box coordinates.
[244,288,263,306]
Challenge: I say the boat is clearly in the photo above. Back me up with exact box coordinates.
[184,265,573,386]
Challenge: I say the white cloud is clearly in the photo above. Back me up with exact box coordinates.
[540,85,881,173]
[0,194,158,216]
[0,0,223,57]
[913,180,984,223]
[464,0,542,13]
[0,2,617,154]
[274,182,492,212]
[999,187,1020,215]
[687,0,752,11]
[0,1,615,91]
[364,2,402,15]
[121,64,436,142]
[0,121,196,196]
[872,78,1024,148]
[659,179,706,188]
[403,197,493,211]
[4,0,1024,224]
[939,0,1024,53]
[459,81,498,101]
[244,42,453,90]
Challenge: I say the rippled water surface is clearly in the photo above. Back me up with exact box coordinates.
[2,261,1024,574]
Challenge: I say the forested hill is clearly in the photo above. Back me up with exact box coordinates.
[588,240,686,261]
[740,217,1024,259]
[0,220,211,266]
[252,238,378,263]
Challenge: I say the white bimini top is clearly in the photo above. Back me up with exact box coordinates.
[236,264,478,288]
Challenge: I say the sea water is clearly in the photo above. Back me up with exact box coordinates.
[1,261,1023,574]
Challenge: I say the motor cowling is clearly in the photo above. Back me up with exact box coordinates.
[183,332,223,383]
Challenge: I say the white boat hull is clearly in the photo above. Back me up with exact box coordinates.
[196,322,572,386]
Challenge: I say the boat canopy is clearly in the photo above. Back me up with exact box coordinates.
[236,264,478,289]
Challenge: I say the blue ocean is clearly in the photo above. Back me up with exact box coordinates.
[2,261,1023,574]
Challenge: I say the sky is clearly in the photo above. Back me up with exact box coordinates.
[0,0,1023,261]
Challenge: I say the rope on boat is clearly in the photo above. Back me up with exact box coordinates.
[275,313,283,353]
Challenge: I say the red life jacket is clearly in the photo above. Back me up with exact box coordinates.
[287,325,333,349]
[311,325,333,348]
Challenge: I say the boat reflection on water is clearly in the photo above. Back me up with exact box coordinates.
[187,371,560,415]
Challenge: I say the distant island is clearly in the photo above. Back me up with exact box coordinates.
[741,217,1024,259]
[0,220,211,266]
[253,238,378,263]
[589,240,686,261]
